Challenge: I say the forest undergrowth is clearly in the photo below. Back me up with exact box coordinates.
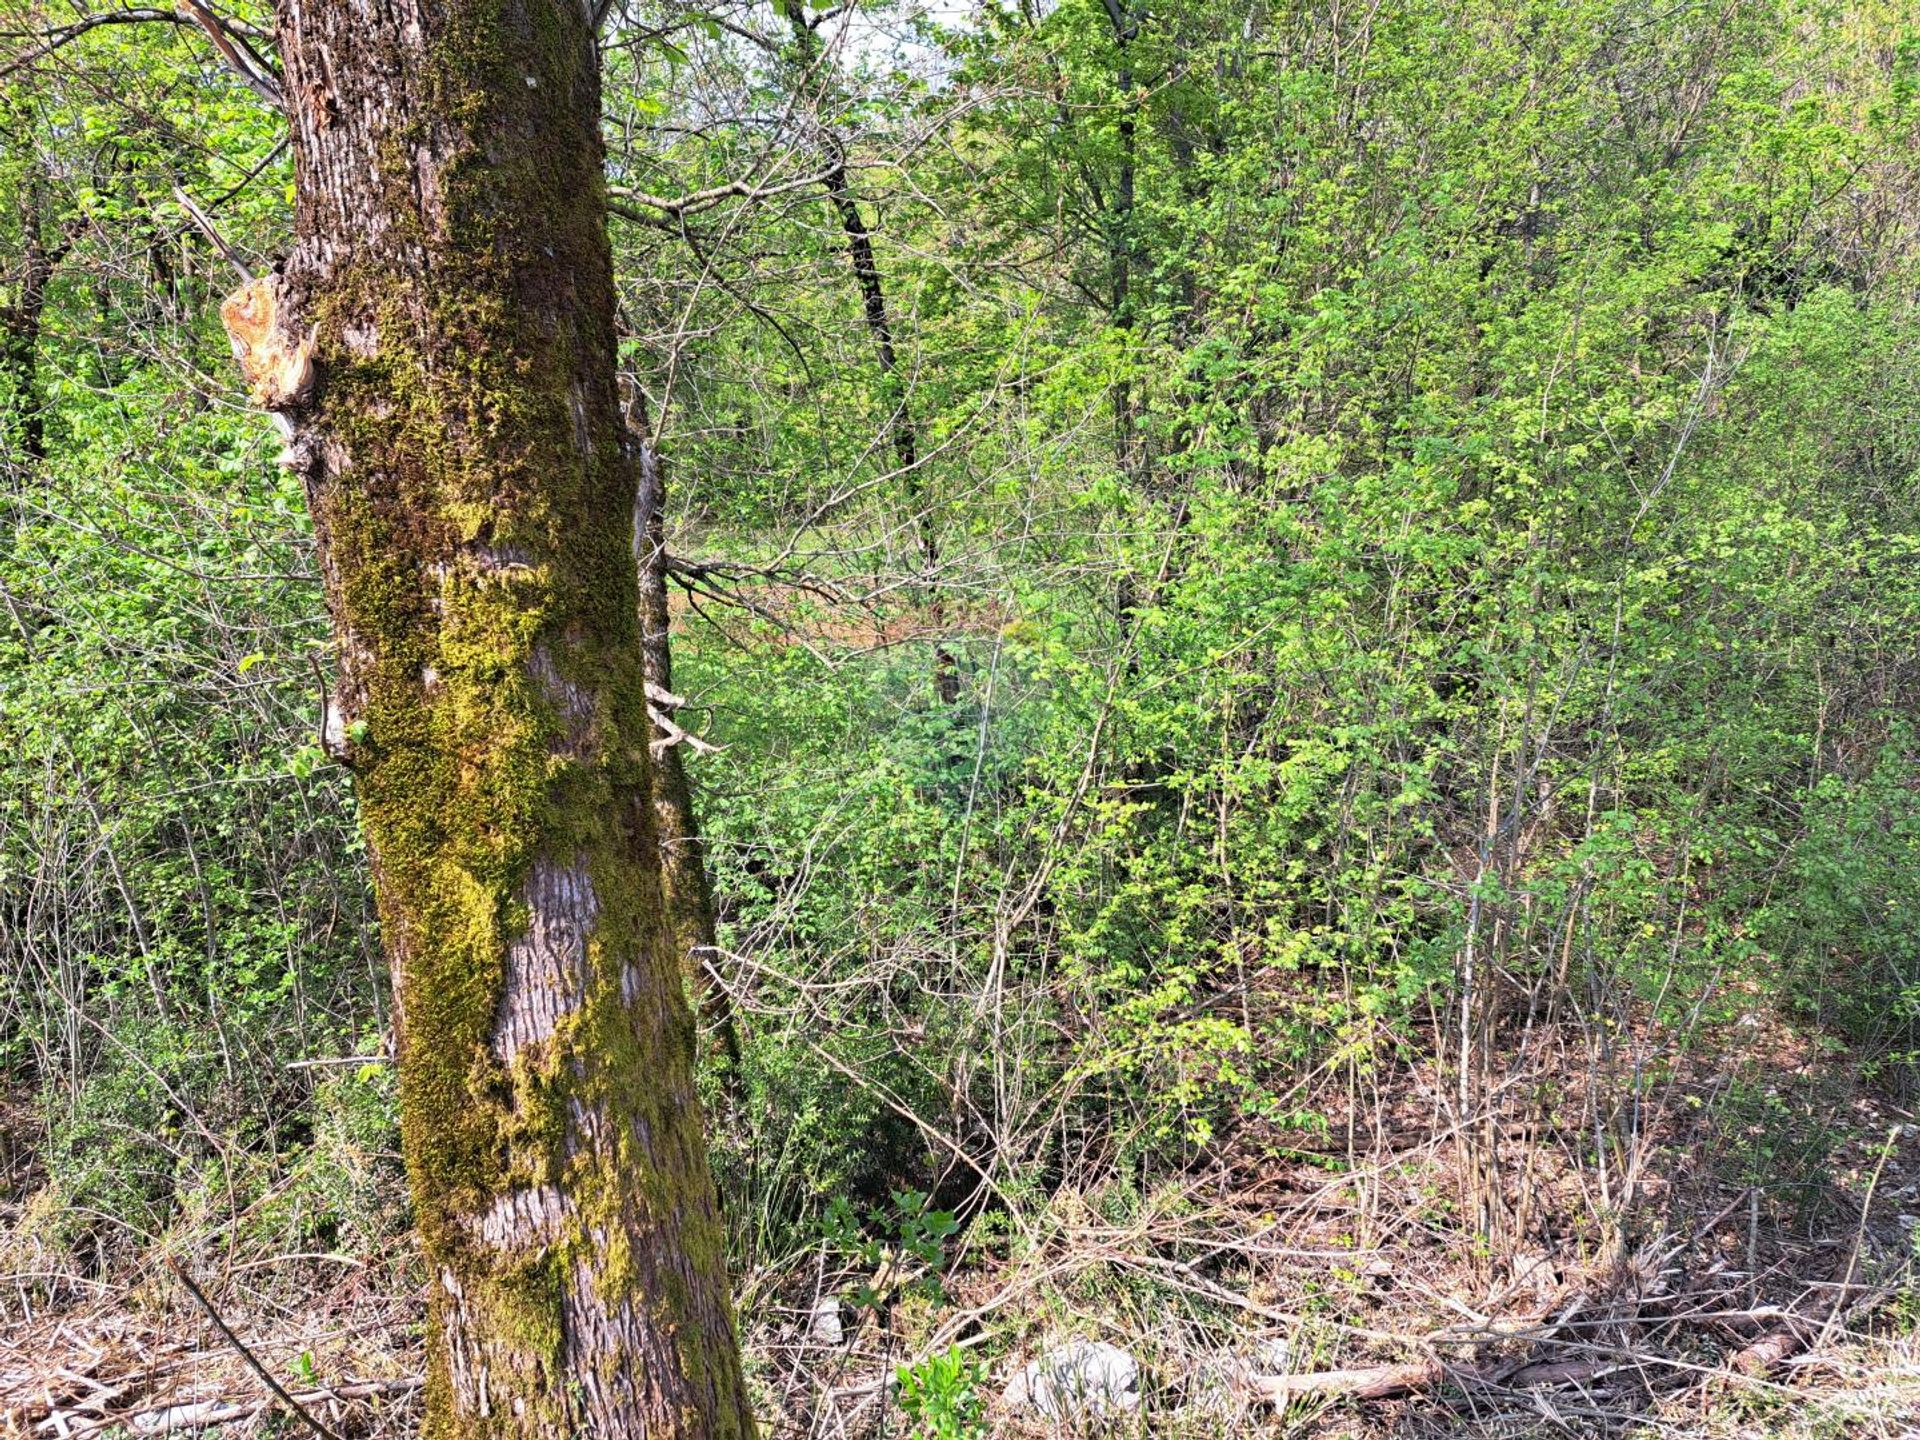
[8,0,1920,1433]
[6,994,1920,1437]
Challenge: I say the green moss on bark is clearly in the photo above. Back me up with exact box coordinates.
[270,0,755,1432]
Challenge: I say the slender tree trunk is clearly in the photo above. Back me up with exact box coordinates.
[820,176,959,703]
[1099,0,1144,489]
[246,1,755,1434]
[2,113,63,465]
[2,89,67,676]
[782,1,957,704]
[628,396,741,1074]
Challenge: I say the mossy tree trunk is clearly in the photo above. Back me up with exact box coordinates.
[255,0,755,1434]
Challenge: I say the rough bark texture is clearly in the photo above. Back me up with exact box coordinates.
[249,0,756,1434]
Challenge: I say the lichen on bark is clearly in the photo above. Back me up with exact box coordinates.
[248,0,757,1434]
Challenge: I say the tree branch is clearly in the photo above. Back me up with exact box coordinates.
[1,9,187,83]
[609,153,848,218]
[175,0,284,106]
[1,2,284,106]
[163,1256,343,1440]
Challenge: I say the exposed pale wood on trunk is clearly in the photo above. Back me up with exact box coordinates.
[242,0,757,1433]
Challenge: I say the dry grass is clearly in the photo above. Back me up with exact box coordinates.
[741,1000,1920,1438]
[5,1004,1920,1438]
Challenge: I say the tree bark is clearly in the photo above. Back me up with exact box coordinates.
[629,404,741,1075]
[246,1,756,1435]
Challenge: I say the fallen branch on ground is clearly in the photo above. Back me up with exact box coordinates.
[33,1378,423,1438]
[1244,1358,1442,1401]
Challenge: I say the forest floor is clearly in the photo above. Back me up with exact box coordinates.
[4,1004,1920,1438]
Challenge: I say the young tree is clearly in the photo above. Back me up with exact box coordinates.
[779,0,957,703]
[1,85,67,466]
[628,387,739,1070]
[235,0,756,1433]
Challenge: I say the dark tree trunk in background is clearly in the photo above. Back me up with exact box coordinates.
[2,109,63,465]
[821,176,959,703]
[782,0,957,704]
[1099,0,1144,489]
[243,0,756,1434]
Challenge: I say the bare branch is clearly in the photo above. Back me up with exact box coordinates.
[0,2,283,105]
[1,9,187,83]
[175,0,283,106]
[647,704,724,758]
[163,1257,343,1440]
[171,186,254,281]
[609,158,849,219]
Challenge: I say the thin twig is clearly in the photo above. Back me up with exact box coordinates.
[162,1256,343,1440]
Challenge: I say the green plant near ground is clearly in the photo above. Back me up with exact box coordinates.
[823,1189,961,1309]
[894,1346,989,1440]
[1761,725,1920,1078]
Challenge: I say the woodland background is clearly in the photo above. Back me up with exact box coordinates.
[5,0,1920,1434]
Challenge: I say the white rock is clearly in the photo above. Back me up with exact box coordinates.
[810,1295,845,1345]
[1004,1339,1140,1418]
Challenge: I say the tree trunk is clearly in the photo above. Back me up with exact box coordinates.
[247,1,756,1434]
[1099,0,1144,489]
[629,407,741,1075]
[2,102,63,465]
[819,174,959,704]
[782,1,957,704]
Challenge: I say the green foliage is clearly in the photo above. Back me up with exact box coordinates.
[1764,727,1920,1069]
[823,1188,959,1307]
[624,0,1920,1235]
[300,1060,408,1256]
[894,1346,989,1440]
[32,1016,223,1257]
[0,13,374,1283]
[6,0,1920,1353]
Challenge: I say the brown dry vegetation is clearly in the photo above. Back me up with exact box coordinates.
[8,994,1920,1438]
